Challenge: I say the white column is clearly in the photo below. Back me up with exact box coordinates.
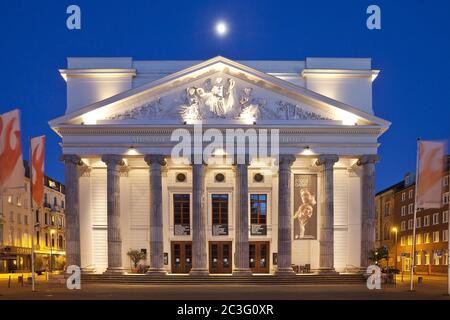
[358,155,378,268]
[316,154,339,274]
[189,162,209,276]
[233,158,252,276]
[145,155,167,275]
[102,154,125,274]
[275,155,296,276]
[61,154,83,268]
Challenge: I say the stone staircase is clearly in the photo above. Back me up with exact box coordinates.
[81,273,366,285]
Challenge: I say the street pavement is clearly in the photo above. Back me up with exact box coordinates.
[0,274,449,300]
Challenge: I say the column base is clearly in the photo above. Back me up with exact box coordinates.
[275,267,296,277]
[232,269,253,277]
[81,266,96,274]
[189,268,209,277]
[103,267,125,275]
[146,268,167,276]
[318,268,339,275]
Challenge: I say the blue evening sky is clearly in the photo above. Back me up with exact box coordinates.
[0,0,449,191]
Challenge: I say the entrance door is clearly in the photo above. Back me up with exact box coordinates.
[171,241,192,274]
[209,241,232,274]
[249,242,270,273]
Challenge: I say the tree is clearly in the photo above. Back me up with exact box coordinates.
[127,250,147,268]
[369,246,389,265]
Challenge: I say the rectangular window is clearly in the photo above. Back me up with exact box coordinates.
[45,213,48,225]
[433,252,440,266]
[424,215,430,227]
[401,206,406,216]
[7,195,12,204]
[443,211,449,223]
[35,210,39,223]
[409,189,414,199]
[36,231,40,245]
[400,236,406,246]
[401,221,406,231]
[416,253,422,265]
[444,175,449,187]
[425,253,430,265]
[250,194,268,236]
[416,217,421,228]
[424,233,431,244]
[433,213,440,225]
[443,192,449,205]
[211,194,229,236]
[443,230,448,242]
[408,219,413,230]
[24,215,28,225]
[17,196,22,207]
[45,233,48,247]
[401,193,406,201]
[416,233,423,245]
[384,202,390,216]
[173,194,190,235]
[408,203,414,214]
[407,235,413,246]
[433,231,440,243]
[53,197,57,206]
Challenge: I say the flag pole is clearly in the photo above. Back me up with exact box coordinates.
[28,137,35,292]
[410,138,421,292]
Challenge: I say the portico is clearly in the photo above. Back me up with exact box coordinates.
[50,56,390,276]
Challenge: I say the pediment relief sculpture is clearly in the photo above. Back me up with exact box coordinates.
[107,76,332,122]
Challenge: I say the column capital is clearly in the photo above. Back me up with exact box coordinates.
[357,154,379,166]
[60,154,83,166]
[278,155,296,167]
[101,154,125,167]
[144,154,167,166]
[316,154,339,167]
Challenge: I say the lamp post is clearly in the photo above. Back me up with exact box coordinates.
[50,229,55,273]
[392,227,398,270]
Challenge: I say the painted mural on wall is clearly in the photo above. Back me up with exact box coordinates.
[293,174,317,240]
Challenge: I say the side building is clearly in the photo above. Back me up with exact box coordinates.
[0,162,66,273]
[376,156,450,275]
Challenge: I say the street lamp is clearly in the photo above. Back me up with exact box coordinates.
[49,229,55,273]
[392,227,398,270]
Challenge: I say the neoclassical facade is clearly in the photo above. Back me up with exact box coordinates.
[50,56,390,275]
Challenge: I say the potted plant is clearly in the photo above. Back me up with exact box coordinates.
[127,249,147,273]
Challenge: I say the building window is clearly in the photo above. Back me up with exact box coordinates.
[53,197,57,206]
[433,231,440,243]
[445,251,449,266]
[433,251,441,265]
[433,212,440,225]
[424,232,431,244]
[401,221,406,231]
[62,200,65,209]
[416,217,421,228]
[211,194,229,236]
[409,190,414,199]
[443,211,449,223]
[444,175,449,187]
[424,215,430,227]
[401,206,406,216]
[384,202,390,216]
[425,252,431,265]
[400,236,406,246]
[17,196,22,207]
[35,210,39,223]
[250,194,268,236]
[44,193,48,205]
[416,233,423,245]
[408,219,413,230]
[173,194,190,235]
[401,193,406,201]
[36,231,40,245]
[7,195,12,204]
[416,252,422,265]
[443,192,449,205]
[24,215,28,225]
[17,213,21,224]
[407,235,413,246]
[45,213,48,225]
[51,215,55,226]
[408,203,414,214]
[45,233,49,247]
[443,230,448,242]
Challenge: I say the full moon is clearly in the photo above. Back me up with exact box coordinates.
[215,21,228,36]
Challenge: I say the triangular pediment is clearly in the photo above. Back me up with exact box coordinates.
[49,56,390,130]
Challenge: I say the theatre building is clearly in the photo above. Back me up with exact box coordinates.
[49,56,390,275]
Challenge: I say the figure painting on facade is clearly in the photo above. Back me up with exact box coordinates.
[293,174,317,240]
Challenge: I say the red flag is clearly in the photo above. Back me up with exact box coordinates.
[417,140,446,209]
[31,136,45,207]
[0,109,24,193]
